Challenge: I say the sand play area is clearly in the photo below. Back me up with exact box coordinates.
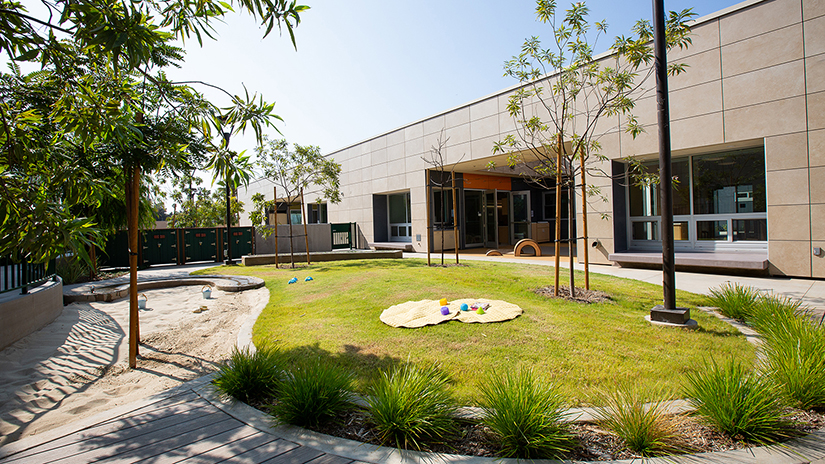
[0,284,267,446]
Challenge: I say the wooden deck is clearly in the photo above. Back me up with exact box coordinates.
[0,389,364,464]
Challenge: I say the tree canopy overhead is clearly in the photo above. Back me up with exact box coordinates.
[0,0,308,262]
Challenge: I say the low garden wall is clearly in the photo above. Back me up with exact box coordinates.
[0,278,63,350]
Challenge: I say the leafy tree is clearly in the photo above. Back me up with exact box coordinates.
[167,185,244,228]
[1,0,308,368]
[252,137,342,268]
[491,0,693,297]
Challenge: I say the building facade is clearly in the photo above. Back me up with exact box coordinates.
[241,0,825,279]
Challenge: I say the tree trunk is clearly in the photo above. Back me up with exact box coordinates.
[125,165,140,369]
[452,177,459,265]
[579,149,590,290]
[273,187,279,269]
[288,206,295,269]
[567,166,576,298]
[425,171,432,266]
[301,188,310,266]
[554,134,563,296]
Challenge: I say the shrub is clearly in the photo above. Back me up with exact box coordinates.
[269,358,354,427]
[480,368,573,459]
[592,384,678,457]
[748,294,808,341]
[212,344,283,404]
[685,359,792,444]
[707,283,760,321]
[366,363,458,450]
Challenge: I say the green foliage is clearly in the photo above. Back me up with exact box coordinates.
[212,344,284,405]
[0,0,308,265]
[55,255,93,285]
[707,283,761,321]
[480,368,573,459]
[365,363,458,450]
[751,296,825,410]
[592,384,678,457]
[685,359,792,444]
[269,358,354,427]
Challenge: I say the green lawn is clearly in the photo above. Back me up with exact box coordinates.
[202,259,755,405]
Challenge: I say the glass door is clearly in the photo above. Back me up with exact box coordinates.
[463,190,484,247]
[388,192,411,242]
[484,190,498,248]
[511,191,531,242]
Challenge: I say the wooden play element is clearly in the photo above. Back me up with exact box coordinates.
[514,239,542,257]
[485,249,503,256]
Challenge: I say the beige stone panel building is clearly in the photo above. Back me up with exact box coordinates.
[240,0,825,278]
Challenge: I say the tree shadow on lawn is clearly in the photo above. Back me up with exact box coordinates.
[275,341,406,389]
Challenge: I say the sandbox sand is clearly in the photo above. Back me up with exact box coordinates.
[0,285,267,446]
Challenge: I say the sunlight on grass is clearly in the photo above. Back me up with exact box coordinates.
[203,259,755,405]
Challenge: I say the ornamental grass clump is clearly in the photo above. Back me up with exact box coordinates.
[366,363,458,450]
[592,384,679,457]
[685,359,793,445]
[480,368,573,459]
[212,344,284,405]
[269,358,354,427]
[707,283,761,321]
[752,297,825,410]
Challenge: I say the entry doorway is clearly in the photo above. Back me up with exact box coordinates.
[464,189,527,248]
[388,192,412,242]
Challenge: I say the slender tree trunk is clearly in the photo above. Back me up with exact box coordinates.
[273,187,279,269]
[126,165,140,369]
[301,188,310,265]
[579,149,590,290]
[288,199,295,269]
[568,165,576,298]
[554,134,562,296]
[425,171,432,266]
[440,185,445,266]
[452,177,459,265]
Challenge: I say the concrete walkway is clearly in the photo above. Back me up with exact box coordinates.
[407,252,825,316]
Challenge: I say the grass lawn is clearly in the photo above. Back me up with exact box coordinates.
[203,259,755,405]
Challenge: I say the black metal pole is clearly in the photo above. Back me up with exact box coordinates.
[653,0,676,310]
[224,131,234,265]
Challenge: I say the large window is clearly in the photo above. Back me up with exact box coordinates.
[307,203,328,224]
[627,147,767,249]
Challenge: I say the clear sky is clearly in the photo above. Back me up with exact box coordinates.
[166,0,746,160]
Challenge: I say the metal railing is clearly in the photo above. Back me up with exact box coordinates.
[0,257,57,295]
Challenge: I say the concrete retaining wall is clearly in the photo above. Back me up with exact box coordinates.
[242,250,402,266]
[255,224,333,254]
[0,278,63,350]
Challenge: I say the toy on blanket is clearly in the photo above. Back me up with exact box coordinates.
[440,306,450,316]
[476,307,486,315]
[460,303,469,311]
[470,302,491,311]
[439,298,448,306]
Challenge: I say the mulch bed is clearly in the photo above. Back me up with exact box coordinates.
[534,285,613,304]
[274,406,825,462]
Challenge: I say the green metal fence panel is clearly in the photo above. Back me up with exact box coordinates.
[141,229,178,266]
[183,228,218,263]
[331,223,353,249]
[102,231,130,268]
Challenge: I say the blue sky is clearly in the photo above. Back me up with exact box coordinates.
[167,0,746,159]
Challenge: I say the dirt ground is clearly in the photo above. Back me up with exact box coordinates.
[0,285,267,446]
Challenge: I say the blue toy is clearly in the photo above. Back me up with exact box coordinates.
[305,276,314,281]
[460,303,469,311]
[288,277,298,284]
[440,306,450,316]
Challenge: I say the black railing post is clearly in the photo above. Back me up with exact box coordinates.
[21,257,28,295]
